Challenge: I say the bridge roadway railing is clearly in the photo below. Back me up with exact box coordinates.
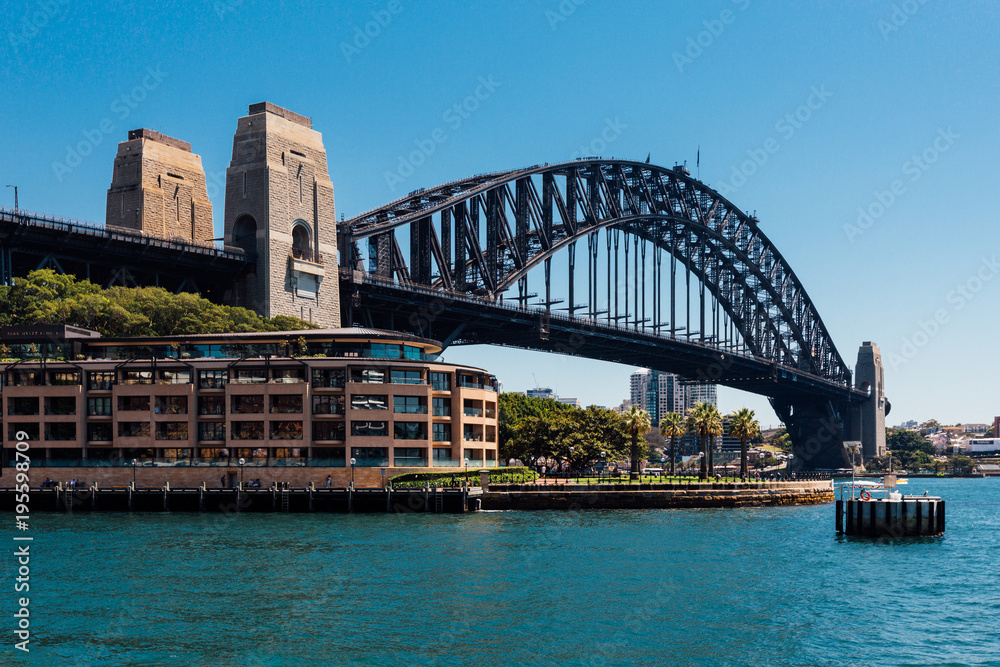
[0,206,248,262]
[356,272,810,377]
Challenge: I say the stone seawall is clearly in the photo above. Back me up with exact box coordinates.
[481,481,834,510]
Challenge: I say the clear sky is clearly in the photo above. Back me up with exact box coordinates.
[3,0,998,427]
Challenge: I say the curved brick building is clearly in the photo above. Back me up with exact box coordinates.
[0,326,499,488]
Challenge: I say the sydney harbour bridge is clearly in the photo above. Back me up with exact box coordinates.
[0,157,886,470]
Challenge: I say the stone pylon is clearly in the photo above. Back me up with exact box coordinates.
[854,341,887,460]
[106,129,214,244]
[223,102,340,327]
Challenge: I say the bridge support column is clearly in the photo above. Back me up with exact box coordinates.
[772,398,851,471]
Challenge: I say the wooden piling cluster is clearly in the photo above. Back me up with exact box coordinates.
[836,497,944,537]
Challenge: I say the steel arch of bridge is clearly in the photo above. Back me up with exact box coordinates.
[339,159,851,388]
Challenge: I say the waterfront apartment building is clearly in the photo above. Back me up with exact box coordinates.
[0,326,499,476]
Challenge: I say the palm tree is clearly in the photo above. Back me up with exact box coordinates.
[660,412,684,476]
[686,402,723,480]
[728,408,760,479]
[624,406,652,480]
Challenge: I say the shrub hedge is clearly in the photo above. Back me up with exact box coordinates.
[389,466,538,488]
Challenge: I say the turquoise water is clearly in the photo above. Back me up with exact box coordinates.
[2,478,998,666]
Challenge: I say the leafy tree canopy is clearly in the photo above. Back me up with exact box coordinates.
[0,270,315,336]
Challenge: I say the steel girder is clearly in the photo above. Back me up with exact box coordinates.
[340,159,851,388]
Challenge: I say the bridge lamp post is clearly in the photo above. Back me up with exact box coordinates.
[5,185,17,214]
[238,457,246,488]
[350,457,357,488]
[131,458,137,487]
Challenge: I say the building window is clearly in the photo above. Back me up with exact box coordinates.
[393,447,426,466]
[87,397,112,416]
[430,372,451,391]
[351,421,388,437]
[122,370,153,385]
[369,343,401,359]
[432,397,450,417]
[119,396,150,412]
[350,368,385,384]
[270,421,303,440]
[433,447,452,461]
[199,369,227,389]
[270,395,303,414]
[232,395,264,414]
[118,422,150,438]
[159,370,190,385]
[485,402,497,419]
[9,372,41,386]
[45,423,77,441]
[432,423,452,442]
[463,425,483,441]
[8,423,39,441]
[311,368,345,388]
[312,395,344,415]
[155,396,188,415]
[350,395,387,410]
[50,371,79,386]
[394,422,427,440]
[87,423,112,442]
[272,368,305,384]
[463,399,483,417]
[198,422,226,441]
[88,371,115,390]
[156,422,188,440]
[403,345,421,360]
[198,396,225,416]
[391,369,423,385]
[313,421,345,441]
[9,397,39,416]
[351,447,388,466]
[232,421,264,440]
[232,368,267,384]
[393,396,427,414]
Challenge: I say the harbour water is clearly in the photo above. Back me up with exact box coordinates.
[4,477,998,666]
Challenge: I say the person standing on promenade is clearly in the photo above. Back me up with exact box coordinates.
[326,475,332,488]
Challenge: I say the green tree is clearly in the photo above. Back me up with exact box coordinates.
[686,402,723,480]
[729,408,760,479]
[498,393,575,460]
[624,406,652,480]
[949,455,976,476]
[765,427,792,453]
[885,428,936,471]
[0,269,316,337]
[660,412,685,476]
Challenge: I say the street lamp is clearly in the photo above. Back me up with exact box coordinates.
[350,457,357,487]
[6,185,17,214]
[568,446,574,482]
[131,458,137,487]
[238,457,246,488]
[600,450,606,481]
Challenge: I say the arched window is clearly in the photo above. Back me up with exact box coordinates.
[292,221,312,261]
[231,215,257,255]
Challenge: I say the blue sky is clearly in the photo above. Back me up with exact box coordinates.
[3,0,998,427]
